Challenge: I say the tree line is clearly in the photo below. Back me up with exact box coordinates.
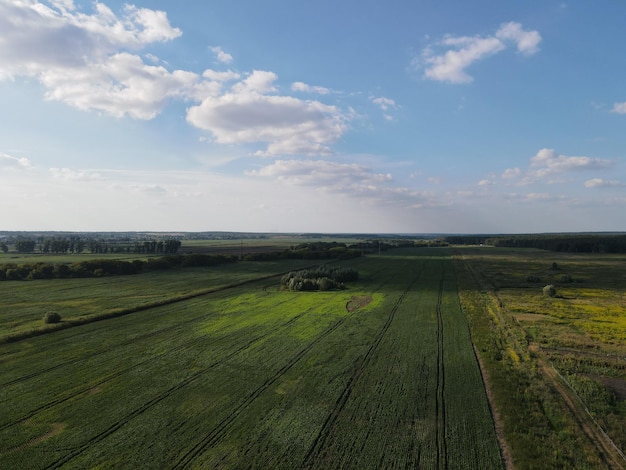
[1,237,182,254]
[241,242,363,261]
[445,233,626,253]
[0,254,236,281]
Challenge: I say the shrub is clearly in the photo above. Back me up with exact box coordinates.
[43,311,62,324]
[526,275,542,283]
[543,285,557,297]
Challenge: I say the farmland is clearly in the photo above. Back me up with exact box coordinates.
[0,248,502,469]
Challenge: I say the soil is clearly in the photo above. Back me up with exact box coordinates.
[346,295,373,312]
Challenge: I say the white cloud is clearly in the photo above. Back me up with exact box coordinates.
[209,46,233,64]
[202,69,240,82]
[247,159,444,210]
[417,22,541,83]
[187,71,350,157]
[232,70,278,94]
[422,36,505,83]
[530,148,611,174]
[291,82,330,95]
[584,178,623,188]
[248,159,391,188]
[611,102,626,114]
[502,167,522,179]
[499,149,613,187]
[371,96,398,121]
[41,52,200,119]
[371,97,397,111]
[0,1,189,118]
[495,22,542,55]
[0,152,32,169]
[0,1,181,79]
[144,53,160,64]
[49,167,102,181]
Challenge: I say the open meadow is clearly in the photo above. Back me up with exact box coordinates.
[456,246,626,469]
[0,248,502,469]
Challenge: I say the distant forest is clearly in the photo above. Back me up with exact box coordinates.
[445,233,626,253]
[0,235,181,255]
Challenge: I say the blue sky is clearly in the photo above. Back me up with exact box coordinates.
[1,1,625,233]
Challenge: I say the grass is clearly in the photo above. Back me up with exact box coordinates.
[0,248,501,469]
[456,246,626,468]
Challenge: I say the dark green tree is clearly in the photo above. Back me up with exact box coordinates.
[15,240,36,253]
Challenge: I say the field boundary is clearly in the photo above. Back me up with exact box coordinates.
[454,253,516,470]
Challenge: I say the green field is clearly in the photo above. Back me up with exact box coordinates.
[0,248,502,469]
[0,259,321,340]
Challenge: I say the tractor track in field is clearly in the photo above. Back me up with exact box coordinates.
[41,305,316,469]
[435,267,448,470]
[300,271,421,469]
[0,289,298,390]
[0,311,208,389]
[0,303,304,432]
[1,264,323,346]
[171,311,357,469]
[2,316,246,431]
[0,273,300,389]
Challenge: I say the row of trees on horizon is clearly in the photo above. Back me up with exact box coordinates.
[444,234,626,253]
[0,239,182,255]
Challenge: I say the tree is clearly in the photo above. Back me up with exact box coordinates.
[0,241,8,253]
[543,285,557,297]
[15,240,36,253]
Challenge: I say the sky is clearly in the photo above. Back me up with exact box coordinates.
[1,0,625,234]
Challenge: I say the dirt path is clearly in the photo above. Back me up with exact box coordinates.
[536,353,626,470]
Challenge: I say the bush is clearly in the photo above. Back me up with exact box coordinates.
[526,275,542,283]
[43,311,62,324]
[543,285,557,297]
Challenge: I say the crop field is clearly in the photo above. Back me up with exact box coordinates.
[456,246,626,469]
[0,259,321,340]
[0,248,502,469]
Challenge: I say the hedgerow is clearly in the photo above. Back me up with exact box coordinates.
[0,254,237,282]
